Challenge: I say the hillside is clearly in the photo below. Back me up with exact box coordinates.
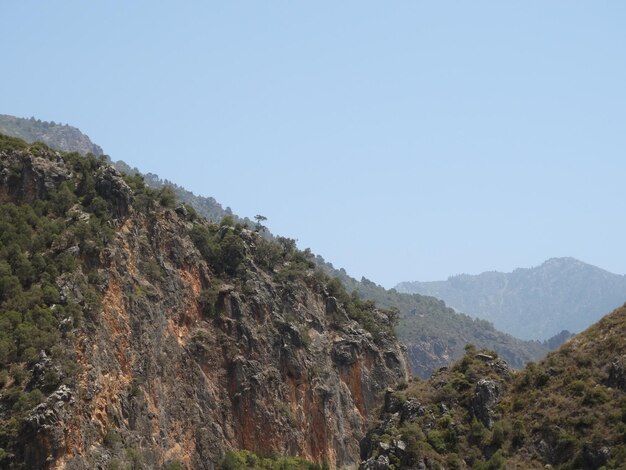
[0,114,103,156]
[110,159,258,233]
[0,135,409,469]
[316,260,548,379]
[361,303,626,469]
[396,257,626,340]
[0,114,245,229]
[0,114,550,379]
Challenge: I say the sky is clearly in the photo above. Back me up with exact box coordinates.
[2,2,626,288]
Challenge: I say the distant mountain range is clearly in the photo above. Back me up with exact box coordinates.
[315,261,550,378]
[0,114,552,377]
[396,257,626,340]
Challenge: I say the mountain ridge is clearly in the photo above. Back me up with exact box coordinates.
[396,257,626,340]
[361,301,626,468]
[0,136,408,468]
[0,114,551,378]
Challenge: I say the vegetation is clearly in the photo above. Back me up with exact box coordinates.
[315,256,548,378]
[0,141,120,460]
[365,304,626,468]
[187,214,396,339]
[0,114,103,155]
[221,449,328,470]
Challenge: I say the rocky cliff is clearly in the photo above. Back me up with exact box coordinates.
[0,135,409,469]
[361,303,626,469]
[0,114,552,380]
[316,264,548,379]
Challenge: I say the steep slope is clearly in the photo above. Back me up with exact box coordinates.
[362,303,626,469]
[316,260,548,379]
[0,114,257,230]
[396,257,626,340]
[0,113,548,380]
[0,114,103,156]
[0,135,409,469]
[110,159,256,231]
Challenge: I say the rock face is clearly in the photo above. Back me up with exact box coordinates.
[359,350,513,469]
[470,379,501,428]
[607,355,626,392]
[0,150,71,204]
[0,145,409,469]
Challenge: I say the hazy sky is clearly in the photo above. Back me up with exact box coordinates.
[3,2,626,287]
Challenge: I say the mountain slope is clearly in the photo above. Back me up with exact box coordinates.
[316,260,548,379]
[396,257,626,340]
[0,114,261,232]
[0,136,408,469]
[361,302,626,469]
[0,114,103,156]
[0,114,549,379]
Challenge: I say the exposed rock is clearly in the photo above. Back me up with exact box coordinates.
[475,353,494,361]
[400,398,432,423]
[0,152,71,203]
[0,147,410,469]
[383,388,402,414]
[175,204,188,217]
[608,355,626,391]
[27,385,73,430]
[325,296,339,315]
[332,339,360,366]
[359,454,390,470]
[470,379,501,428]
[95,166,132,218]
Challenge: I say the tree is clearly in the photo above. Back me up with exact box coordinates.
[276,236,297,256]
[254,214,267,232]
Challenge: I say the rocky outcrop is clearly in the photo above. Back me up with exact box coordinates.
[94,166,132,218]
[470,379,501,428]
[359,350,514,469]
[607,355,626,392]
[0,150,71,204]
[0,148,410,469]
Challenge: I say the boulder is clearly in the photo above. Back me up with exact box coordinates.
[470,379,501,428]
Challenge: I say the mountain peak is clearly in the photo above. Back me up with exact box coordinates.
[396,258,626,340]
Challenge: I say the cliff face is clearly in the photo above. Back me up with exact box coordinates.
[0,114,550,381]
[361,303,626,469]
[0,138,409,469]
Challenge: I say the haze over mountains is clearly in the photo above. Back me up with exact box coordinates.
[396,257,626,340]
[0,114,103,157]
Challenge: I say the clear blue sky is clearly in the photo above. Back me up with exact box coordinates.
[3,2,626,287]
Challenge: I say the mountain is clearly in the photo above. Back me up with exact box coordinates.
[315,261,549,379]
[396,257,626,341]
[0,114,250,229]
[0,135,409,469]
[0,114,551,380]
[0,114,103,156]
[361,301,626,469]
